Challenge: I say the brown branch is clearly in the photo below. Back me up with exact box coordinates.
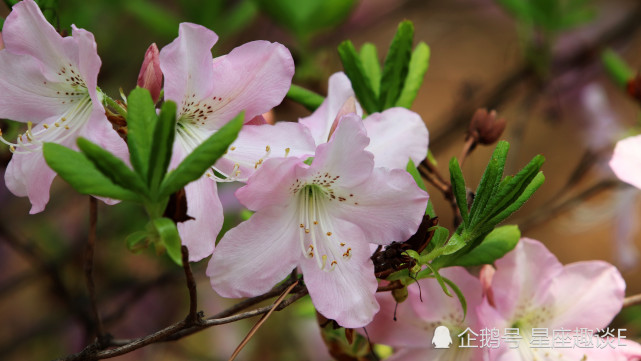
[85,196,106,343]
[180,246,200,325]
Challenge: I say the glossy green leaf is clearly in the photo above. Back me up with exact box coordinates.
[126,87,157,182]
[43,143,140,202]
[287,84,325,112]
[449,225,520,266]
[77,138,148,197]
[160,112,243,197]
[148,101,177,194]
[449,157,469,227]
[395,42,430,109]
[359,43,381,97]
[379,21,414,109]
[126,231,150,252]
[337,40,380,114]
[153,217,182,265]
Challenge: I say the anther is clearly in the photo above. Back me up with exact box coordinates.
[285,148,290,157]
[326,232,332,236]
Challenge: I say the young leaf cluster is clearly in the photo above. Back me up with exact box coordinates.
[337,20,430,113]
[43,88,243,264]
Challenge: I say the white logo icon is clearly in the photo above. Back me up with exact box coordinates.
[432,325,452,349]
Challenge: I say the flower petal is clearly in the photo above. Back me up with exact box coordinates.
[215,121,316,182]
[2,0,76,80]
[204,40,295,129]
[0,51,71,122]
[610,135,641,190]
[331,167,427,245]
[547,261,625,330]
[159,22,218,111]
[312,114,374,188]
[409,267,483,330]
[299,72,362,144]
[5,150,57,214]
[235,156,308,211]
[71,25,102,107]
[207,204,300,298]
[177,177,223,261]
[491,238,563,321]
[300,218,378,328]
[365,291,432,348]
[364,107,428,169]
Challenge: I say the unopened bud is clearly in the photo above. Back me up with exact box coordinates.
[137,43,162,103]
[468,108,506,145]
[327,96,358,140]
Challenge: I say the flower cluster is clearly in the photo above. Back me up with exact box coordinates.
[366,238,640,361]
[0,0,428,328]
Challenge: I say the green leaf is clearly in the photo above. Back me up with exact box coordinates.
[602,49,634,89]
[449,225,520,266]
[287,84,325,112]
[148,101,177,194]
[127,87,157,182]
[442,276,467,319]
[337,40,380,114]
[406,159,434,217]
[482,155,544,221]
[359,43,381,97]
[126,231,150,252]
[468,141,509,224]
[449,157,469,227]
[153,217,182,265]
[406,159,427,192]
[486,172,545,227]
[424,263,452,297]
[395,42,430,109]
[43,143,140,202]
[379,21,414,109]
[77,138,149,197]
[160,112,243,197]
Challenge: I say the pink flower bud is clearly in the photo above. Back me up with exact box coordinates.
[137,43,162,103]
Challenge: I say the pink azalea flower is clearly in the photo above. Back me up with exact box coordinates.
[207,114,428,328]
[0,0,127,214]
[299,72,429,170]
[365,267,487,361]
[478,238,626,361]
[159,23,315,261]
[610,135,641,190]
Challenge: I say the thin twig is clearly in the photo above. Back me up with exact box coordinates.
[180,246,200,325]
[623,293,641,308]
[85,196,105,342]
[228,280,299,361]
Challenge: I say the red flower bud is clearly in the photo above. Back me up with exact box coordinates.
[137,43,162,103]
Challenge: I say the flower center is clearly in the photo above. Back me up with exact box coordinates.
[296,183,351,272]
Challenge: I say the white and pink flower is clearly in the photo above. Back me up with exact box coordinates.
[158,23,315,261]
[207,114,428,328]
[0,0,127,213]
